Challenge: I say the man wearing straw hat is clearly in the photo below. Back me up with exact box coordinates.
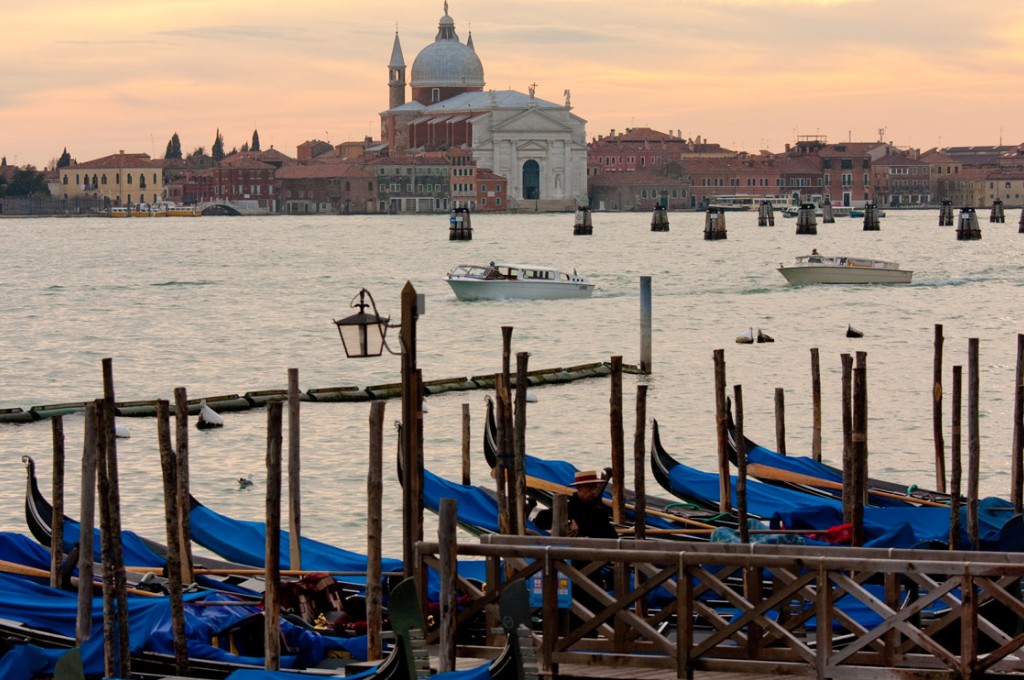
[537,469,617,539]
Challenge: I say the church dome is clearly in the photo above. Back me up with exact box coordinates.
[410,4,484,89]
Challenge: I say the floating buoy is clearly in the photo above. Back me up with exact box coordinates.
[847,324,864,338]
[756,329,774,343]
[114,422,131,438]
[196,400,224,430]
[736,328,754,344]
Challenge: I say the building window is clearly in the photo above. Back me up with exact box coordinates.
[63,175,68,185]
[496,198,501,206]
[481,198,487,206]
[127,174,133,185]
[432,88,440,102]
[481,184,487,192]
[841,159,853,170]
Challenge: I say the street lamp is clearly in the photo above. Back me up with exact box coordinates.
[332,288,394,358]
[334,283,422,578]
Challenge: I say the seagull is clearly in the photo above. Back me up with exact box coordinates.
[239,473,254,489]
[756,329,774,343]
[847,324,864,338]
[114,422,131,438]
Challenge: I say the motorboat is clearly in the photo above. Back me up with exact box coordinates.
[778,253,913,284]
[445,262,595,301]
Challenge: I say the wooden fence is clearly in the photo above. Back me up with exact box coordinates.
[416,535,1024,679]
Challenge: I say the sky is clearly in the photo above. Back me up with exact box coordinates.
[2,0,1023,169]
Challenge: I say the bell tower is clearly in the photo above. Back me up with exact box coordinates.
[388,30,406,109]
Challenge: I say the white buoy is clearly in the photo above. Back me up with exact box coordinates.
[114,422,131,438]
[196,400,224,430]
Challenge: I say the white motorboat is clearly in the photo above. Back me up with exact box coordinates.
[778,253,913,285]
[445,262,595,301]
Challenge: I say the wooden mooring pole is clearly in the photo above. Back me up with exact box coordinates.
[795,203,817,234]
[967,339,980,549]
[851,352,868,547]
[49,415,64,588]
[640,276,652,374]
[173,387,193,583]
[438,498,458,673]
[101,358,129,679]
[811,348,821,461]
[264,401,283,671]
[610,356,625,525]
[774,387,786,455]
[157,400,190,676]
[633,385,648,540]
[939,199,954,226]
[734,386,748,544]
[933,325,947,493]
[950,365,963,550]
[367,401,385,662]
[1012,334,1024,511]
[76,402,98,646]
[288,368,302,572]
[461,403,471,486]
[840,353,854,525]
[713,349,730,515]
[514,352,529,535]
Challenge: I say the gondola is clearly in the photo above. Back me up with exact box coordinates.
[725,400,954,507]
[651,419,1023,550]
[483,397,736,536]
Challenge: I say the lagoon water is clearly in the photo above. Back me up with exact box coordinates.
[1,209,1023,559]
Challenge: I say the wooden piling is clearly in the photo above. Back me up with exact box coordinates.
[757,201,775,227]
[573,204,593,235]
[862,202,880,231]
[50,415,65,588]
[400,282,421,576]
[264,401,283,671]
[774,387,786,456]
[101,358,129,679]
[950,365,963,550]
[990,199,1005,223]
[493,376,511,536]
[173,387,193,583]
[1019,207,1024,233]
[967,339,980,549]
[795,203,817,235]
[821,195,835,224]
[851,352,867,547]
[840,354,854,525]
[514,352,529,535]
[461,403,471,486]
[367,401,385,662]
[157,400,190,676]
[957,207,982,240]
[640,276,652,374]
[1013,334,1024,511]
[438,498,458,673]
[933,325,947,493]
[939,199,954,226]
[650,204,669,232]
[811,348,822,462]
[633,385,648,540]
[449,206,473,240]
[287,368,302,572]
[713,349,730,515]
[76,402,98,646]
[703,207,727,240]
[610,356,625,525]
[734,386,748,544]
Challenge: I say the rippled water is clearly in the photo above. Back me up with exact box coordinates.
[2,210,1023,558]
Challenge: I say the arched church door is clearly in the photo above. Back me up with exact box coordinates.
[522,160,540,200]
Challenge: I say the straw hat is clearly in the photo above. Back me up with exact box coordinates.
[570,470,603,486]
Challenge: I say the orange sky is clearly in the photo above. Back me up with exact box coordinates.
[3,0,1023,168]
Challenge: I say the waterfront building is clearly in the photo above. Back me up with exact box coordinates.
[276,161,376,214]
[919,150,967,206]
[380,3,587,211]
[58,151,163,207]
[365,154,452,213]
[684,154,821,209]
[870,152,931,207]
[790,138,887,207]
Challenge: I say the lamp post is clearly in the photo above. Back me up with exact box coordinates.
[334,283,422,578]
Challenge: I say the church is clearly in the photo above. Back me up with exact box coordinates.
[380,3,588,211]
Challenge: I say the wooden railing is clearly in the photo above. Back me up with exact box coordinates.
[416,535,1024,679]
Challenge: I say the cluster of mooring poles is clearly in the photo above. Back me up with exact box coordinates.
[704,207,727,240]
[448,206,472,240]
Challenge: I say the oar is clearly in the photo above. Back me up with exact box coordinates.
[746,463,950,508]
[0,559,161,597]
[520,473,721,530]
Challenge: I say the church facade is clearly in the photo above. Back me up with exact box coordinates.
[380,3,588,211]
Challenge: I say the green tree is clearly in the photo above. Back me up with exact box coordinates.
[164,133,182,160]
[212,129,225,162]
[251,129,261,152]
[240,142,249,153]
[6,167,50,196]
[57,148,72,168]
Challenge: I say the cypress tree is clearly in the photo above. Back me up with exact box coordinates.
[251,129,261,152]
[212,129,225,162]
